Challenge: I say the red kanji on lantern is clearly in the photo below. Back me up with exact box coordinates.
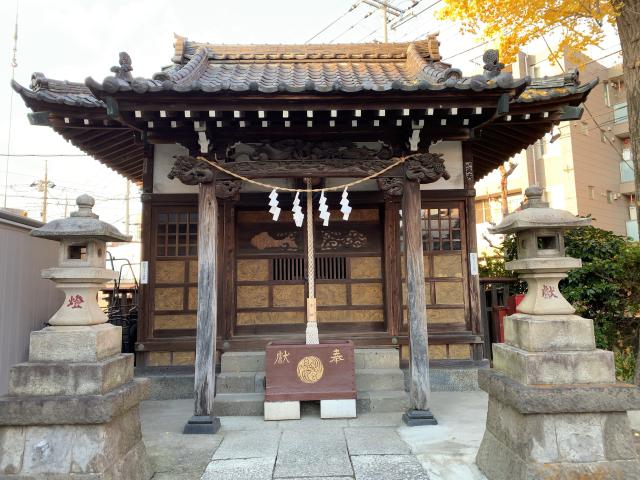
[66,294,84,309]
[541,285,558,299]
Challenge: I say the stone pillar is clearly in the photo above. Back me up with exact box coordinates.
[0,195,152,479]
[476,186,640,479]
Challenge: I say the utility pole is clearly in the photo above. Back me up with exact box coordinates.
[362,0,403,43]
[64,194,69,217]
[3,2,19,209]
[124,179,130,236]
[30,159,55,222]
[382,2,388,42]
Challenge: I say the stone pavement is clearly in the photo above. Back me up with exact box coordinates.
[141,392,640,480]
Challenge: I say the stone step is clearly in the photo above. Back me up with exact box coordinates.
[355,349,400,369]
[220,351,265,373]
[213,392,265,416]
[357,390,409,412]
[216,372,265,394]
[356,369,405,392]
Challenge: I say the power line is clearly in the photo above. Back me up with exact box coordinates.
[305,1,362,43]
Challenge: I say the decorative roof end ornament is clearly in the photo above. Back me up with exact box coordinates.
[483,49,504,79]
[110,52,133,82]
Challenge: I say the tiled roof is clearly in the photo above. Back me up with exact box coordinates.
[84,34,530,95]
[11,72,105,108]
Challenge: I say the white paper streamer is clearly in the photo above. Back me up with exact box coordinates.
[318,190,330,226]
[268,188,281,221]
[340,187,352,221]
[292,191,304,227]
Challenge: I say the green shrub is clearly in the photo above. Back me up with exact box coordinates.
[615,347,636,383]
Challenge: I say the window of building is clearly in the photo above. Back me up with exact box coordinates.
[588,186,595,200]
[421,208,462,251]
[607,190,614,204]
[156,212,198,257]
[603,82,611,107]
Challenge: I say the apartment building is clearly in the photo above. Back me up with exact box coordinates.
[476,50,637,256]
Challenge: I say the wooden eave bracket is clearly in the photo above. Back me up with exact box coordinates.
[558,106,584,121]
[27,112,51,126]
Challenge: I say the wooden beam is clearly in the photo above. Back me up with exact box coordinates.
[187,181,221,432]
[401,179,434,423]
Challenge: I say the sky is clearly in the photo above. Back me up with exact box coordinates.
[0,0,623,236]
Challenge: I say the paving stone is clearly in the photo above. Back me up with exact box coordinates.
[212,429,281,460]
[345,427,411,455]
[201,457,275,480]
[347,412,403,427]
[351,454,429,480]
[274,428,353,478]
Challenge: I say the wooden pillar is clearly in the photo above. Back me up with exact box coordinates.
[462,142,485,362]
[184,181,221,433]
[401,179,437,425]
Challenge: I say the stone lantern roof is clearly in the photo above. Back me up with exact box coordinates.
[30,194,131,242]
[489,185,590,235]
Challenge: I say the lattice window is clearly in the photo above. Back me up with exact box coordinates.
[156,212,198,257]
[315,256,347,280]
[271,257,305,281]
[421,208,461,251]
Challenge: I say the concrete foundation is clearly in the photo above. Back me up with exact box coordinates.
[264,401,300,420]
[321,399,357,418]
[0,324,153,479]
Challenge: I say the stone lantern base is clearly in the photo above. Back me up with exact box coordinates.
[477,371,640,479]
[0,324,153,479]
[476,313,640,480]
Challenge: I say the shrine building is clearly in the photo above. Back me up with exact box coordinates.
[12,34,596,412]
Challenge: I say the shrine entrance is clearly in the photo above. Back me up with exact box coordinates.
[234,203,386,337]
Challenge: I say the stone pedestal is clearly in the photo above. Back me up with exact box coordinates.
[0,324,153,479]
[476,314,640,479]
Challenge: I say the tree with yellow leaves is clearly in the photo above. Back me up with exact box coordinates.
[440,0,640,236]
[440,0,640,384]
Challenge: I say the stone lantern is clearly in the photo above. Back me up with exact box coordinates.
[0,195,152,479]
[475,185,640,479]
[490,185,590,315]
[31,193,130,326]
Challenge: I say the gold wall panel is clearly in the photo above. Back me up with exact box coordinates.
[433,254,463,277]
[189,260,198,283]
[351,283,383,305]
[273,285,305,307]
[435,282,464,305]
[154,314,197,330]
[429,344,447,359]
[317,283,347,306]
[448,344,471,359]
[237,259,269,282]
[236,311,305,325]
[188,287,198,310]
[155,261,185,284]
[237,285,269,308]
[350,257,382,279]
[425,308,465,324]
[172,351,196,365]
[154,287,184,311]
[317,309,384,322]
[401,345,409,360]
[147,352,171,366]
